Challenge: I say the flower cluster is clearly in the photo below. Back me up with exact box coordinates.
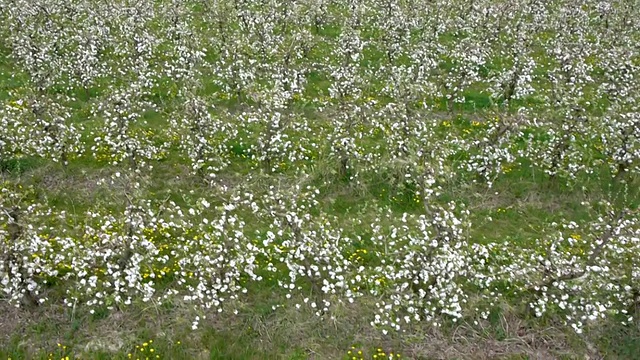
[369,203,474,332]
[476,201,640,333]
[90,84,167,171]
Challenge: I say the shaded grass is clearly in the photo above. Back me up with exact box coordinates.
[0,156,45,175]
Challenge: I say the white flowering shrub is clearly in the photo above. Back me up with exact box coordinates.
[0,100,29,162]
[0,183,59,307]
[170,91,237,181]
[592,41,640,177]
[246,185,361,315]
[456,113,525,187]
[597,111,640,177]
[324,26,377,179]
[478,201,640,333]
[171,197,262,329]
[64,201,169,310]
[4,92,84,165]
[1,0,124,98]
[1,175,259,320]
[484,0,544,105]
[238,85,317,174]
[368,203,475,333]
[90,84,168,171]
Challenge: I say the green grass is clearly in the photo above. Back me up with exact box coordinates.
[2,106,637,359]
[3,117,636,359]
[1,5,640,360]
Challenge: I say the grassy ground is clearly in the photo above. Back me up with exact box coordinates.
[1,113,639,359]
[2,10,640,360]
